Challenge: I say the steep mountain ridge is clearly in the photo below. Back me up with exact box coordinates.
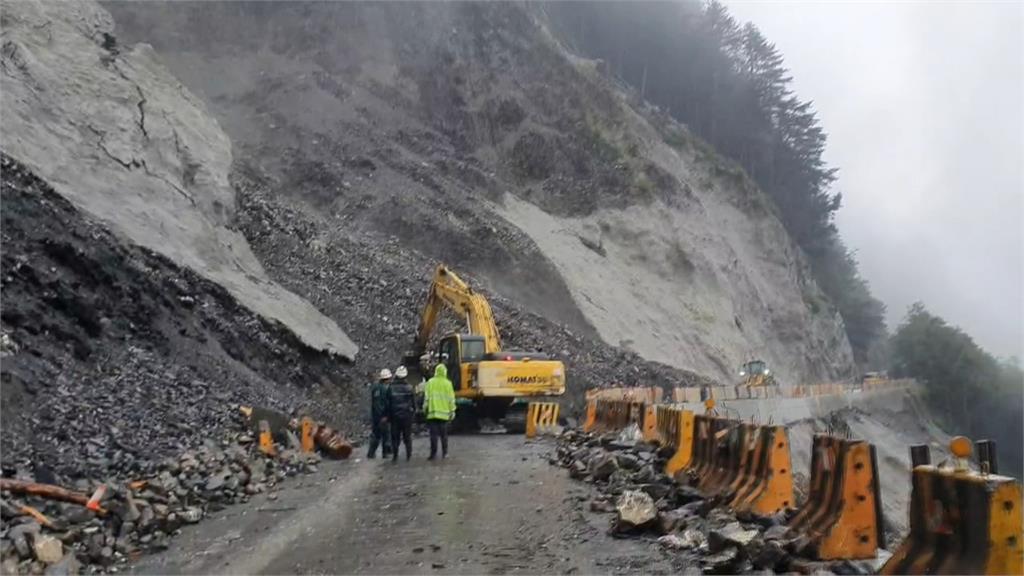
[106,2,855,384]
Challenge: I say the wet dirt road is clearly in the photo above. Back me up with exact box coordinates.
[132,436,685,575]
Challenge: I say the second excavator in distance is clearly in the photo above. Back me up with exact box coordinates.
[404,264,566,432]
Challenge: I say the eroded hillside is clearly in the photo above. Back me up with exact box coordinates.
[1,0,356,359]
[106,2,856,385]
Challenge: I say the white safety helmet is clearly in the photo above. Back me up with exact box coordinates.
[394,366,408,379]
[379,368,393,381]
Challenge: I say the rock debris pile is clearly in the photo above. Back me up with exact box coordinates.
[552,428,878,575]
[0,411,323,575]
[1,155,358,480]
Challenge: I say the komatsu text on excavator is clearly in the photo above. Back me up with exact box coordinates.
[405,265,566,431]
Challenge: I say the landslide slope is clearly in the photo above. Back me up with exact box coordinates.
[1,0,356,359]
[0,154,356,478]
[107,2,855,385]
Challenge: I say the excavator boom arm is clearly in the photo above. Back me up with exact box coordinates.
[414,265,502,354]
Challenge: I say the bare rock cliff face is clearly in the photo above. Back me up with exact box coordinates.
[104,2,854,384]
[1,0,357,359]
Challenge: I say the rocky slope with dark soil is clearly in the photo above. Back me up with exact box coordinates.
[232,166,716,414]
[0,155,356,481]
[106,1,857,386]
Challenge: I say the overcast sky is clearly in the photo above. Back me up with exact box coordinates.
[725,1,1023,359]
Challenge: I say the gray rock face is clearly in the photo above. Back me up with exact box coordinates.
[0,0,356,359]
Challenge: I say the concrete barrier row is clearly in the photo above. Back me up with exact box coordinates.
[580,398,876,561]
[678,378,915,402]
[582,398,645,433]
[589,379,914,407]
[577,397,1024,568]
[585,386,663,404]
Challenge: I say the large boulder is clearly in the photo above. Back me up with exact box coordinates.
[588,452,618,481]
[614,490,657,533]
[32,535,64,564]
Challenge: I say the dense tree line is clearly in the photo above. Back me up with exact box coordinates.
[541,1,886,364]
[890,303,1023,478]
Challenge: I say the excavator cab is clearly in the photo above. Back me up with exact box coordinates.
[437,333,486,392]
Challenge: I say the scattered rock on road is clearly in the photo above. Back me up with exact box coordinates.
[614,490,657,533]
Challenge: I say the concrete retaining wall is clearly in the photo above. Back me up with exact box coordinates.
[676,384,919,425]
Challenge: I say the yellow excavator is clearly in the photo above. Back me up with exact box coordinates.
[739,359,778,388]
[404,265,566,431]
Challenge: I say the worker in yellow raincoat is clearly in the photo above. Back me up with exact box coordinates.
[423,364,456,460]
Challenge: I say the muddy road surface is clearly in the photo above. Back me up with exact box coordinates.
[132,436,686,575]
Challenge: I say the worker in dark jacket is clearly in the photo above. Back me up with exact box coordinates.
[367,368,392,459]
[387,365,416,461]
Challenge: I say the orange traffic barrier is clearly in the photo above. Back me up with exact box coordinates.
[300,417,315,453]
[733,424,794,512]
[655,405,695,477]
[642,404,658,442]
[788,435,883,560]
[258,419,276,456]
[582,399,597,432]
[686,415,735,487]
[716,424,794,516]
[525,402,560,438]
[703,422,757,500]
[588,399,645,433]
[312,424,352,459]
[721,423,763,502]
[881,441,1023,575]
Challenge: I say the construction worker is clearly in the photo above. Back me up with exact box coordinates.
[386,365,415,462]
[366,368,392,459]
[423,363,456,460]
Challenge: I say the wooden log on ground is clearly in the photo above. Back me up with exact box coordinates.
[0,479,107,514]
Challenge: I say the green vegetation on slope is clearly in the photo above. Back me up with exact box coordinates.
[890,303,1023,478]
